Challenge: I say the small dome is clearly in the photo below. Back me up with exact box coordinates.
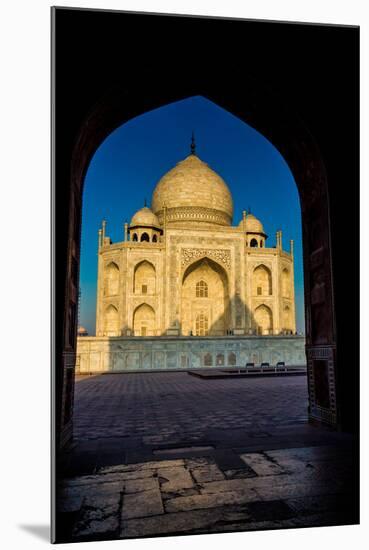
[77,326,88,335]
[130,207,160,227]
[151,154,233,226]
[245,213,265,234]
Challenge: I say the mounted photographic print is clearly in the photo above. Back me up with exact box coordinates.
[51,7,360,543]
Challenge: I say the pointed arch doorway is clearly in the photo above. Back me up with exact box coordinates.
[181,257,230,336]
[133,303,156,336]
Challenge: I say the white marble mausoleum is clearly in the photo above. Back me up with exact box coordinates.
[77,138,306,372]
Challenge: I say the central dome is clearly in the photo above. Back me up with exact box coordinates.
[151,154,233,227]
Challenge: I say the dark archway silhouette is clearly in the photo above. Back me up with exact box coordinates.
[59,90,335,444]
[53,9,358,450]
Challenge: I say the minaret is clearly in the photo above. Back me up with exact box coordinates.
[290,239,294,257]
[124,221,128,242]
[242,210,247,232]
[102,219,106,244]
[276,230,283,250]
[98,228,102,249]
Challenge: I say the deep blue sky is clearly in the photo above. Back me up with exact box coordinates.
[79,96,305,334]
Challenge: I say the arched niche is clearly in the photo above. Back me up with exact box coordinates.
[133,303,155,336]
[282,268,291,298]
[181,257,230,336]
[104,304,119,336]
[254,304,273,335]
[250,238,258,248]
[134,260,156,295]
[104,261,119,296]
[253,264,272,296]
[283,305,292,332]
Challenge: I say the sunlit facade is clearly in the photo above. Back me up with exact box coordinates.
[95,148,296,338]
[76,145,303,373]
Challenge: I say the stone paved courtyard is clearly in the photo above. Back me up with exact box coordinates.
[56,372,358,542]
[73,372,309,442]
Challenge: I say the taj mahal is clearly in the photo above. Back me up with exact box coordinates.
[76,139,306,373]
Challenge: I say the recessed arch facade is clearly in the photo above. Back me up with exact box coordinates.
[104,304,119,336]
[253,264,272,296]
[283,305,292,333]
[104,261,119,296]
[133,303,156,336]
[254,304,273,335]
[282,268,291,298]
[181,257,230,336]
[134,260,156,295]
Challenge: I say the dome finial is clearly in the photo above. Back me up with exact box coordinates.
[190,131,196,155]
[144,197,147,207]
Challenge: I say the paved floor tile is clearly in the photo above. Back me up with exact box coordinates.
[57,372,357,541]
[100,459,184,474]
[124,477,159,494]
[120,506,251,538]
[191,464,225,483]
[74,373,309,442]
[165,488,260,513]
[240,452,285,476]
[121,488,164,519]
[72,494,121,540]
[158,466,194,492]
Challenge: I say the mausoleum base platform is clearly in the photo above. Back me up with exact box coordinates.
[76,335,306,374]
